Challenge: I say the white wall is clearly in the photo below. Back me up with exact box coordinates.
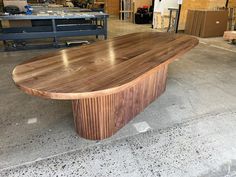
[154,0,178,14]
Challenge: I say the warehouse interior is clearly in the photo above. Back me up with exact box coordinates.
[0,0,236,176]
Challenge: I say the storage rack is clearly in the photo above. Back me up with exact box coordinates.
[120,0,134,22]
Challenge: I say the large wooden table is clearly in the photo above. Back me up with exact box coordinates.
[12,32,198,140]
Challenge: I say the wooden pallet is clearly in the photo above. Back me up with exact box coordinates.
[224,31,236,43]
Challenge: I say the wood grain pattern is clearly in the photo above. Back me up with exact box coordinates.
[72,64,168,140]
[12,32,198,100]
[12,32,198,140]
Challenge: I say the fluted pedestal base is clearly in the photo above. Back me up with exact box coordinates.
[72,64,168,140]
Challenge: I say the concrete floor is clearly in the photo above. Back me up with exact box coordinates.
[0,19,236,177]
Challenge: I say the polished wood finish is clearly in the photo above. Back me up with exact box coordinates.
[72,64,168,140]
[12,32,198,140]
[13,32,198,100]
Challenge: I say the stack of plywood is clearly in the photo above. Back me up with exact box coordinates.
[180,0,236,30]
[180,0,223,30]
[185,10,228,37]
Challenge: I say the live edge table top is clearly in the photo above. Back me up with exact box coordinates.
[12,32,198,100]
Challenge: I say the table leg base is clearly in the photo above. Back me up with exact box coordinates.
[72,64,168,140]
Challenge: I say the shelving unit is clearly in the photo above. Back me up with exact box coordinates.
[120,0,134,22]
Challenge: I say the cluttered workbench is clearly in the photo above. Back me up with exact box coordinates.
[0,6,109,50]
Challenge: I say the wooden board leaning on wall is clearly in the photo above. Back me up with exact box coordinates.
[179,0,236,30]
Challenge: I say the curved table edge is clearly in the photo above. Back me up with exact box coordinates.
[12,38,199,100]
